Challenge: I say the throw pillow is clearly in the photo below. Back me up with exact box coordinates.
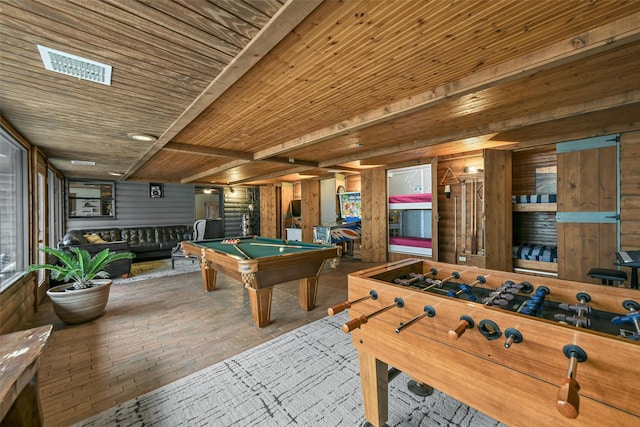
[86,233,107,244]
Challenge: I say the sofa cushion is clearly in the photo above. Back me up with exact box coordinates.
[156,226,192,249]
[120,227,158,249]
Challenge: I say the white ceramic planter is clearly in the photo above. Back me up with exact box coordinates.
[46,279,112,324]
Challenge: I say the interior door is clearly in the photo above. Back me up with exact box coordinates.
[556,135,619,283]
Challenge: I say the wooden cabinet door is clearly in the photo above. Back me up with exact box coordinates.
[556,136,619,283]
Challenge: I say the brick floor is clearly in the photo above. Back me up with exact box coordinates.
[24,257,378,426]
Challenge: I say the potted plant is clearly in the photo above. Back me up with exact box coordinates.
[29,246,134,324]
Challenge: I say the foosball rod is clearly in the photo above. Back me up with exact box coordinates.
[420,271,466,292]
[341,297,405,333]
[421,271,462,292]
[448,275,488,299]
[395,305,436,333]
[327,290,378,316]
[394,268,438,287]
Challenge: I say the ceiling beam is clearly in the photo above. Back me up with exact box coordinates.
[326,90,640,167]
[230,166,315,185]
[163,142,253,159]
[181,159,251,184]
[253,12,640,160]
[164,142,319,166]
[123,0,323,180]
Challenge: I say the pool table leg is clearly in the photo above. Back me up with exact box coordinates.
[246,287,273,327]
[198,262,217,292]
[298,277,319,311]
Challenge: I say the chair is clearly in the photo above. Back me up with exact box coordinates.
[587,268,627,286]
[171,219,224,268]
[193,219,207,241]
[171,226,196,269]
[193,218,224,240]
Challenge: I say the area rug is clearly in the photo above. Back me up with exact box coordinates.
[73,312,503,427]
[112,258,200,284]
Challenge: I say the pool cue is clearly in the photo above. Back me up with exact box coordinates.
[249,242,305,249]
[233,244,251,259]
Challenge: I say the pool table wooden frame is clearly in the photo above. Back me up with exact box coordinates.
[180,237,341,327]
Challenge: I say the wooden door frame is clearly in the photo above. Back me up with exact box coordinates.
[33,149,49,304]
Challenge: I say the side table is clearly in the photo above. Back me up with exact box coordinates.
[1,325,53,426]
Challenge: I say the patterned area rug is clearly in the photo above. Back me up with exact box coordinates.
[73,312,503,427]
[113,258,200,284]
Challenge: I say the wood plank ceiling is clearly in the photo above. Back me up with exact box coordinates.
[2,0,640,186]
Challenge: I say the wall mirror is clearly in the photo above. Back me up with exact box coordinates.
[67,180,115,218]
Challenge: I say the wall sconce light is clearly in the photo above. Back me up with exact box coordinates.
[444,185,451,199]
[463,166,484,174]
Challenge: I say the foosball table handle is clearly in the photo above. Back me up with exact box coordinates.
[556,344,587,419]
[557,377,581,419]
[342,315,368,333]
[328,290,378,316]
[328,302,351,316]
[448,315,474,340]
[341,298,404,333]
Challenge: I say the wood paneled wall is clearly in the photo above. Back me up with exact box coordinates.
[0,274,36,335]
[360,168,387,263]
[346,174,361,193]
[259,185,278,238]
[484,150,512,271]
[512,146,557,194]
[512,146,558,246]
[300,180,319,242]
[436,153,485,264]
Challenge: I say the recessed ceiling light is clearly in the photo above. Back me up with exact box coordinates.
[70,160,96,166]
[127,133,157,142]
[108,171,123,176]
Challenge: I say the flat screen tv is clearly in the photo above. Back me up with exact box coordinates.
[290,199,302,217]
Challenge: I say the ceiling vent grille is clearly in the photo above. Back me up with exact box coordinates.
[37,45,112,86]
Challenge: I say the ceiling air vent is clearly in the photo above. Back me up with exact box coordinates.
[37,45,112,86]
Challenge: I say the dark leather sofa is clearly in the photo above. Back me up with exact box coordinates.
[58,225,193,277]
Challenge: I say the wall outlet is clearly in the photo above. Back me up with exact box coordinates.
[458,256,467,262]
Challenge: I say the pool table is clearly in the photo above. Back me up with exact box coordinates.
[180,236,342,327]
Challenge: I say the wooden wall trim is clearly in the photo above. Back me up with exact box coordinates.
[483,150,513,271]
[361,168,387,263]
[300,180,319,242]
[259,185,278,238]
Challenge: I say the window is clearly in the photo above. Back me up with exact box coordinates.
[67,180,115,218]
[0,128,28,290]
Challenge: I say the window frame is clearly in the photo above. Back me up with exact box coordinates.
[0,127,29,291]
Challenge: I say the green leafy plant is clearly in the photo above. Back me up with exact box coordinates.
[29,246,134,290]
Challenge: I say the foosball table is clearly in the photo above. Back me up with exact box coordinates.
[330,259,639,426]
